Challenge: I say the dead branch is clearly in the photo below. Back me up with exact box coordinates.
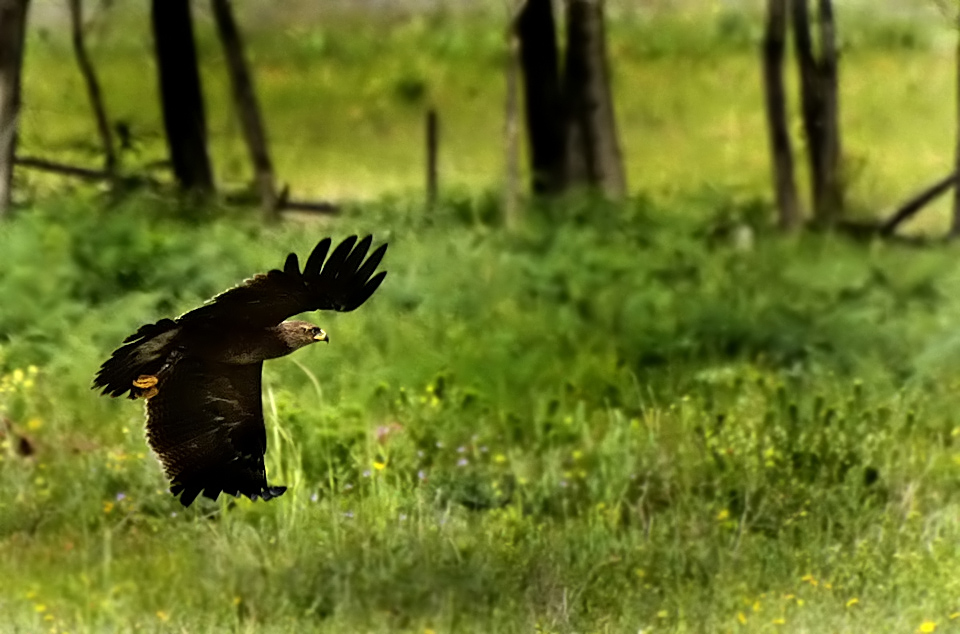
[880,171,957,236]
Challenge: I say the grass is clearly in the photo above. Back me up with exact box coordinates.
[5,192,960,632]
[17,2,960,229]
[7,3,960,632]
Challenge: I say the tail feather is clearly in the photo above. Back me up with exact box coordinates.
[93,319,180,398]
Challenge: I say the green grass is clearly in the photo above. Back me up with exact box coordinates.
[5,192,960,632]
[8,4,960,632]
[17,3,960,230]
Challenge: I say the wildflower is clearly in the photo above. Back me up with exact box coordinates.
[156,611,169,622]
[435,441,444,449]
[418,470,427,481]
[362,469,371,478]
[343,483,354,491]
[115,492,126,502]
[457,458,468,467]
[801,574,818,586]
[310,493,319,503]
[343,511,354,519]
[846,598,859,608]
[399,513,408,521]
[559,480,568,488]
[34,604,46,613]
[479,445,488,453]
[656,610,668,619]
[494,454,507,464]
[737,612,747,624]
[457,446,466,453]
[232,596,242,606]
[373,461,386,471]
[103,501,114,514]
[752,601,761,612]
[917,621,937,633]
[950,613,960,620]
[716,509,730,521]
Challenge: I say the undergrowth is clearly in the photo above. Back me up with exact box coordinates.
[3,193,960,632]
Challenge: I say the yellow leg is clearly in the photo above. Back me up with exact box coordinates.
[142,386,159,400]
[133,375,158,389]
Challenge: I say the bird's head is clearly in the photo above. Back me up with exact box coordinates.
[279,320,329,351]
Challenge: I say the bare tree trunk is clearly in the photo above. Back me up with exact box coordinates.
[211,0,278,221]
[425,108,438,207]
[563,0,626,198]
[151,0,214,193]
[952,8,960,238]
[791,0,843,225]
[503,25,521,229]
[762,0,801,230]
[515,0,566,195]
[817,0,843,220]
[68,0,115,175]
[0,0,30,219]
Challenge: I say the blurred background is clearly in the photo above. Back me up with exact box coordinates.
[4,1,960,632]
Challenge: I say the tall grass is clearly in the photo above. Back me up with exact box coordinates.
[3,193,960,631]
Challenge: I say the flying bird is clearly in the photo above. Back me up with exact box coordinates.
[93,235,387,507]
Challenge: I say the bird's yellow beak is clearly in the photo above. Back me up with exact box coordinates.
[313,330,329,343]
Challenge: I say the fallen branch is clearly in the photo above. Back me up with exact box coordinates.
[15,155,112,180]
[881,171,957,236]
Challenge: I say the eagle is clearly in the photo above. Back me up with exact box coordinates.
[93,235,387,507]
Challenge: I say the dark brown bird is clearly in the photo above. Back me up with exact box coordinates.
[93,236,387,507]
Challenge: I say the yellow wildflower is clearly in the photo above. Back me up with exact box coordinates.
[737,612,747,624]
[846,598,859,608]
[156,611,170,622]
[917,621,936,633]
[103,501,114,514]
[773,618,786,625]
[716,509,730,521]
[373,461,386,471]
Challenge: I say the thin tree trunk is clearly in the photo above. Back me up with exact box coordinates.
[151,0,214,193]
[515,0,566,195]
[211,0,278,221]
[563,0,626,198]
[69,0,115,175]
[425,108,438,206]
[0,0,30,219]
[503,26,521,229]
[952,8,960,238]
[791,0,825,223]
[761,0,801,230]
[817,0,843,220]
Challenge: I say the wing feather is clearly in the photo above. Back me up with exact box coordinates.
[175,235,386,328]
[144,354,285,506]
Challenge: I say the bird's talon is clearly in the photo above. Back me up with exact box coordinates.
[133,375,158,389]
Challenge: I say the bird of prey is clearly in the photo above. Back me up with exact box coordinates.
[93,235,387,507]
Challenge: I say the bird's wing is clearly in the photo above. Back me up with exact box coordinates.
[144,353,285,506]
[176,235,387,329]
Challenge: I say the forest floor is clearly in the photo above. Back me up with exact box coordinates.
[5,3,960,634]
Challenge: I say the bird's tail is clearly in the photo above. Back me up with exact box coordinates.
[93,319,180,399]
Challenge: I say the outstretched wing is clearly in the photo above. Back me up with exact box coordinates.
[144,353,285,507]
[176,235,387,330]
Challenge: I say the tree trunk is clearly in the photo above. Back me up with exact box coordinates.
[211,0,278,221]
[563,0,626,199]
[151,0,214,193]
[761,0,801,230]
[952,8,960,238]
[515,0,566,195]
[0,0,30,219]
[69,0,116,174]
[503,25,521,228]
[791,0,843,225]
[817,0,843,220]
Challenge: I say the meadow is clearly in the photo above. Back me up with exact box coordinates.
[5,2,960,633]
